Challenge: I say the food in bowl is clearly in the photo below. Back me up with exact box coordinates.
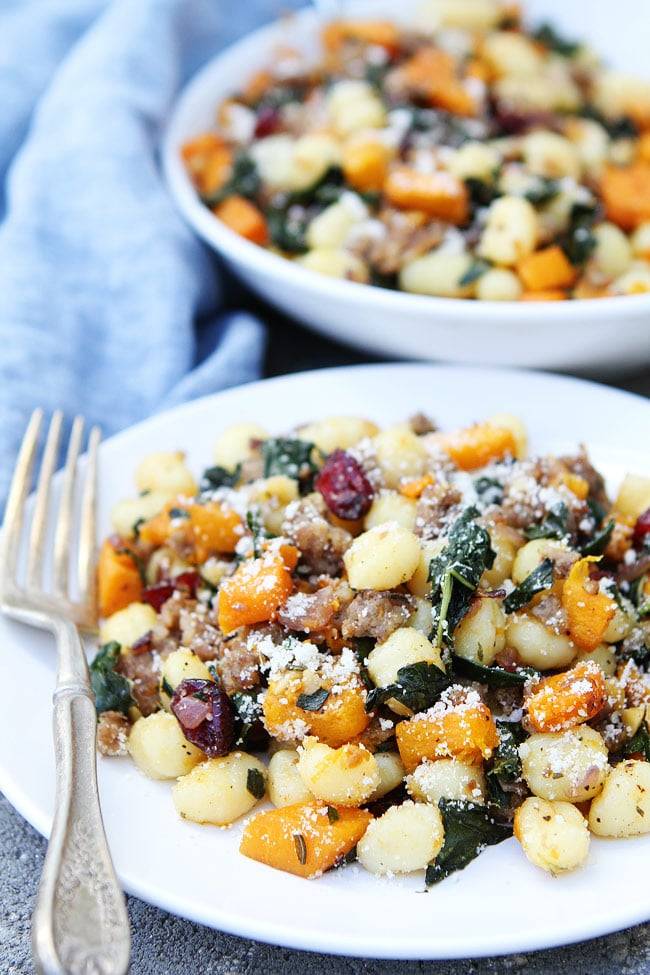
[93,410,650,882]
[180,0,650,302]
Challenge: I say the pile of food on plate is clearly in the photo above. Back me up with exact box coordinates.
[93,410,650,883]
[181,0,650,301]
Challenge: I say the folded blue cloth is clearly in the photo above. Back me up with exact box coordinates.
[0,0,299,505]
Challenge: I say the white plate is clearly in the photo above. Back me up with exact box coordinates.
[163,0,650,371]
[2,364,650,960]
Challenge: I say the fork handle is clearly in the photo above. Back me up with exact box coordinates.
[32,620,130,975]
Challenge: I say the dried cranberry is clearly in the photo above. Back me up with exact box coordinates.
[141,582,174,611]
[633,508,650,545]
[171,679,235,757]
[254,106,280,139]
[142,571,201,611]
[315,449,374,520]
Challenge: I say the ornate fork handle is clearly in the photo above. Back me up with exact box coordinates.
[32,619,130,975]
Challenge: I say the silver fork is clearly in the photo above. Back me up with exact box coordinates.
[0,410,130,975]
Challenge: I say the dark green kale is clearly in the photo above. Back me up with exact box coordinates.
[425,800,513,885]
[246,509,269,558]
[90,642,134,715]
[459,260,491,287]
[525,502,569,541]
[560,202,598,267]
[261,437,319,485]
[581,519,615,557]
[580,106,639,140]
[532,22,581,57]
[503,559,554,614]
[201,153,260,207]
[486,721,527,807]
[429,508,495,648]
[297,688,330,712]
[451,655,537,687]
[525,177,560,206]
[465,177,499,209]
[474,477,504,505]
[200,463,241,492]
[365,661,452,714]
[246,767,266,800]
[623,721,650,761]
[267,207,309,254]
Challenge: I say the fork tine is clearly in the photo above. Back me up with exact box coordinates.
[78,425,101,623]
[53,416,84,598]
[0,409,44,591]
[26,412,63,589]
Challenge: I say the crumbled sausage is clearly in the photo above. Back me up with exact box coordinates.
[408,412,437,436]
[282,495,352,575]
[116,652,160,716]
[340,590,415,642]
[415,482,462,540]
[277,583,345,633]
[97,711,130,757]
[560,448,610,508]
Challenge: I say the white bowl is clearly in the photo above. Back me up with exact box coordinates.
[163,0,650,370]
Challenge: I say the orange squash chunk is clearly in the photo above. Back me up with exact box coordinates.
[218,554,293,633]
[98,539,143,618]
[139,500,242,561]
[441,422,516,471]
[263,673,370,748]
[342,140,391,192]
[520,289,568,301]
[240,801,371,878]
[399,48,477,117]
[517,246,577,292]
[561,557,616,651]
[601,162,650,230]
[526,660,606,733]
[213,196,268,245]
[384,167,469,225]
[322,19,399,54]
[396,698,499,772]
[181,133,233,197]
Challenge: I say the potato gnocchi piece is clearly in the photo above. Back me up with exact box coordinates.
[135,451,196,497]
[406,759,486,805]
[589,761,650,837]
[357,801,444,875]
[172,752,267,826]
[519,727,609,802]
[297,738,380,807]
[99,602,157,652]
[366,627,444,689]
[514,797,590,874]
[127,712,203,780]
[343,523,421,590]
[267,750,314,808]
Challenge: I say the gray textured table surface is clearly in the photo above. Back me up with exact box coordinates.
[2,334,650,973]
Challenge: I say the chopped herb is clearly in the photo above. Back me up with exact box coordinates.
[246,509,269,558]
[246,767,266,800]
[425,800,512,885]
[581,519,615,557]
[560,202,598,267]
[623,721,650,761]
[532,22,581,57]
[161,677,175,698]
[365,661,452,714]
[525,177,560,206]
[294,832,307,865]
[451,655,537,687]
[474,476,504,505]
[169,507,190,520]
[200,463,241,492]
[261,437,319,486]
[429,507,495,648]
[326,805,340,824]
[296,687,330,712]
[525,502,569,541]
[459,260,490,287]
[90,642,134,715]
[503,559,554,614]
[267,207,309,254]
[202,153,260,207]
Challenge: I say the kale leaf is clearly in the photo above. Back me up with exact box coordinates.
[90,642,134,715]
[581,519,615,557]
[451,655,537,687]
[459,260,491,287]
[365,661,452,714]
[425,799,513,885]
[560,202,598,266]
[580,106,638,140]
[246,508,269,558]
[473,476,504,505]
[486,721,526,807]
[429,507,495,648]
[267,207,309,254]
[525,177,560,206]
[532,22,581,57]
[202,153,260,207]
[503,559,554,614]
[465,178,499,209]
[524,502,569,540]
[261,437,318,483]
[623,721,650,761]
[200,463,241,492]
[297,688,330,712]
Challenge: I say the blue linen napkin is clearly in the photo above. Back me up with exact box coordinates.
[0,0,302,506]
